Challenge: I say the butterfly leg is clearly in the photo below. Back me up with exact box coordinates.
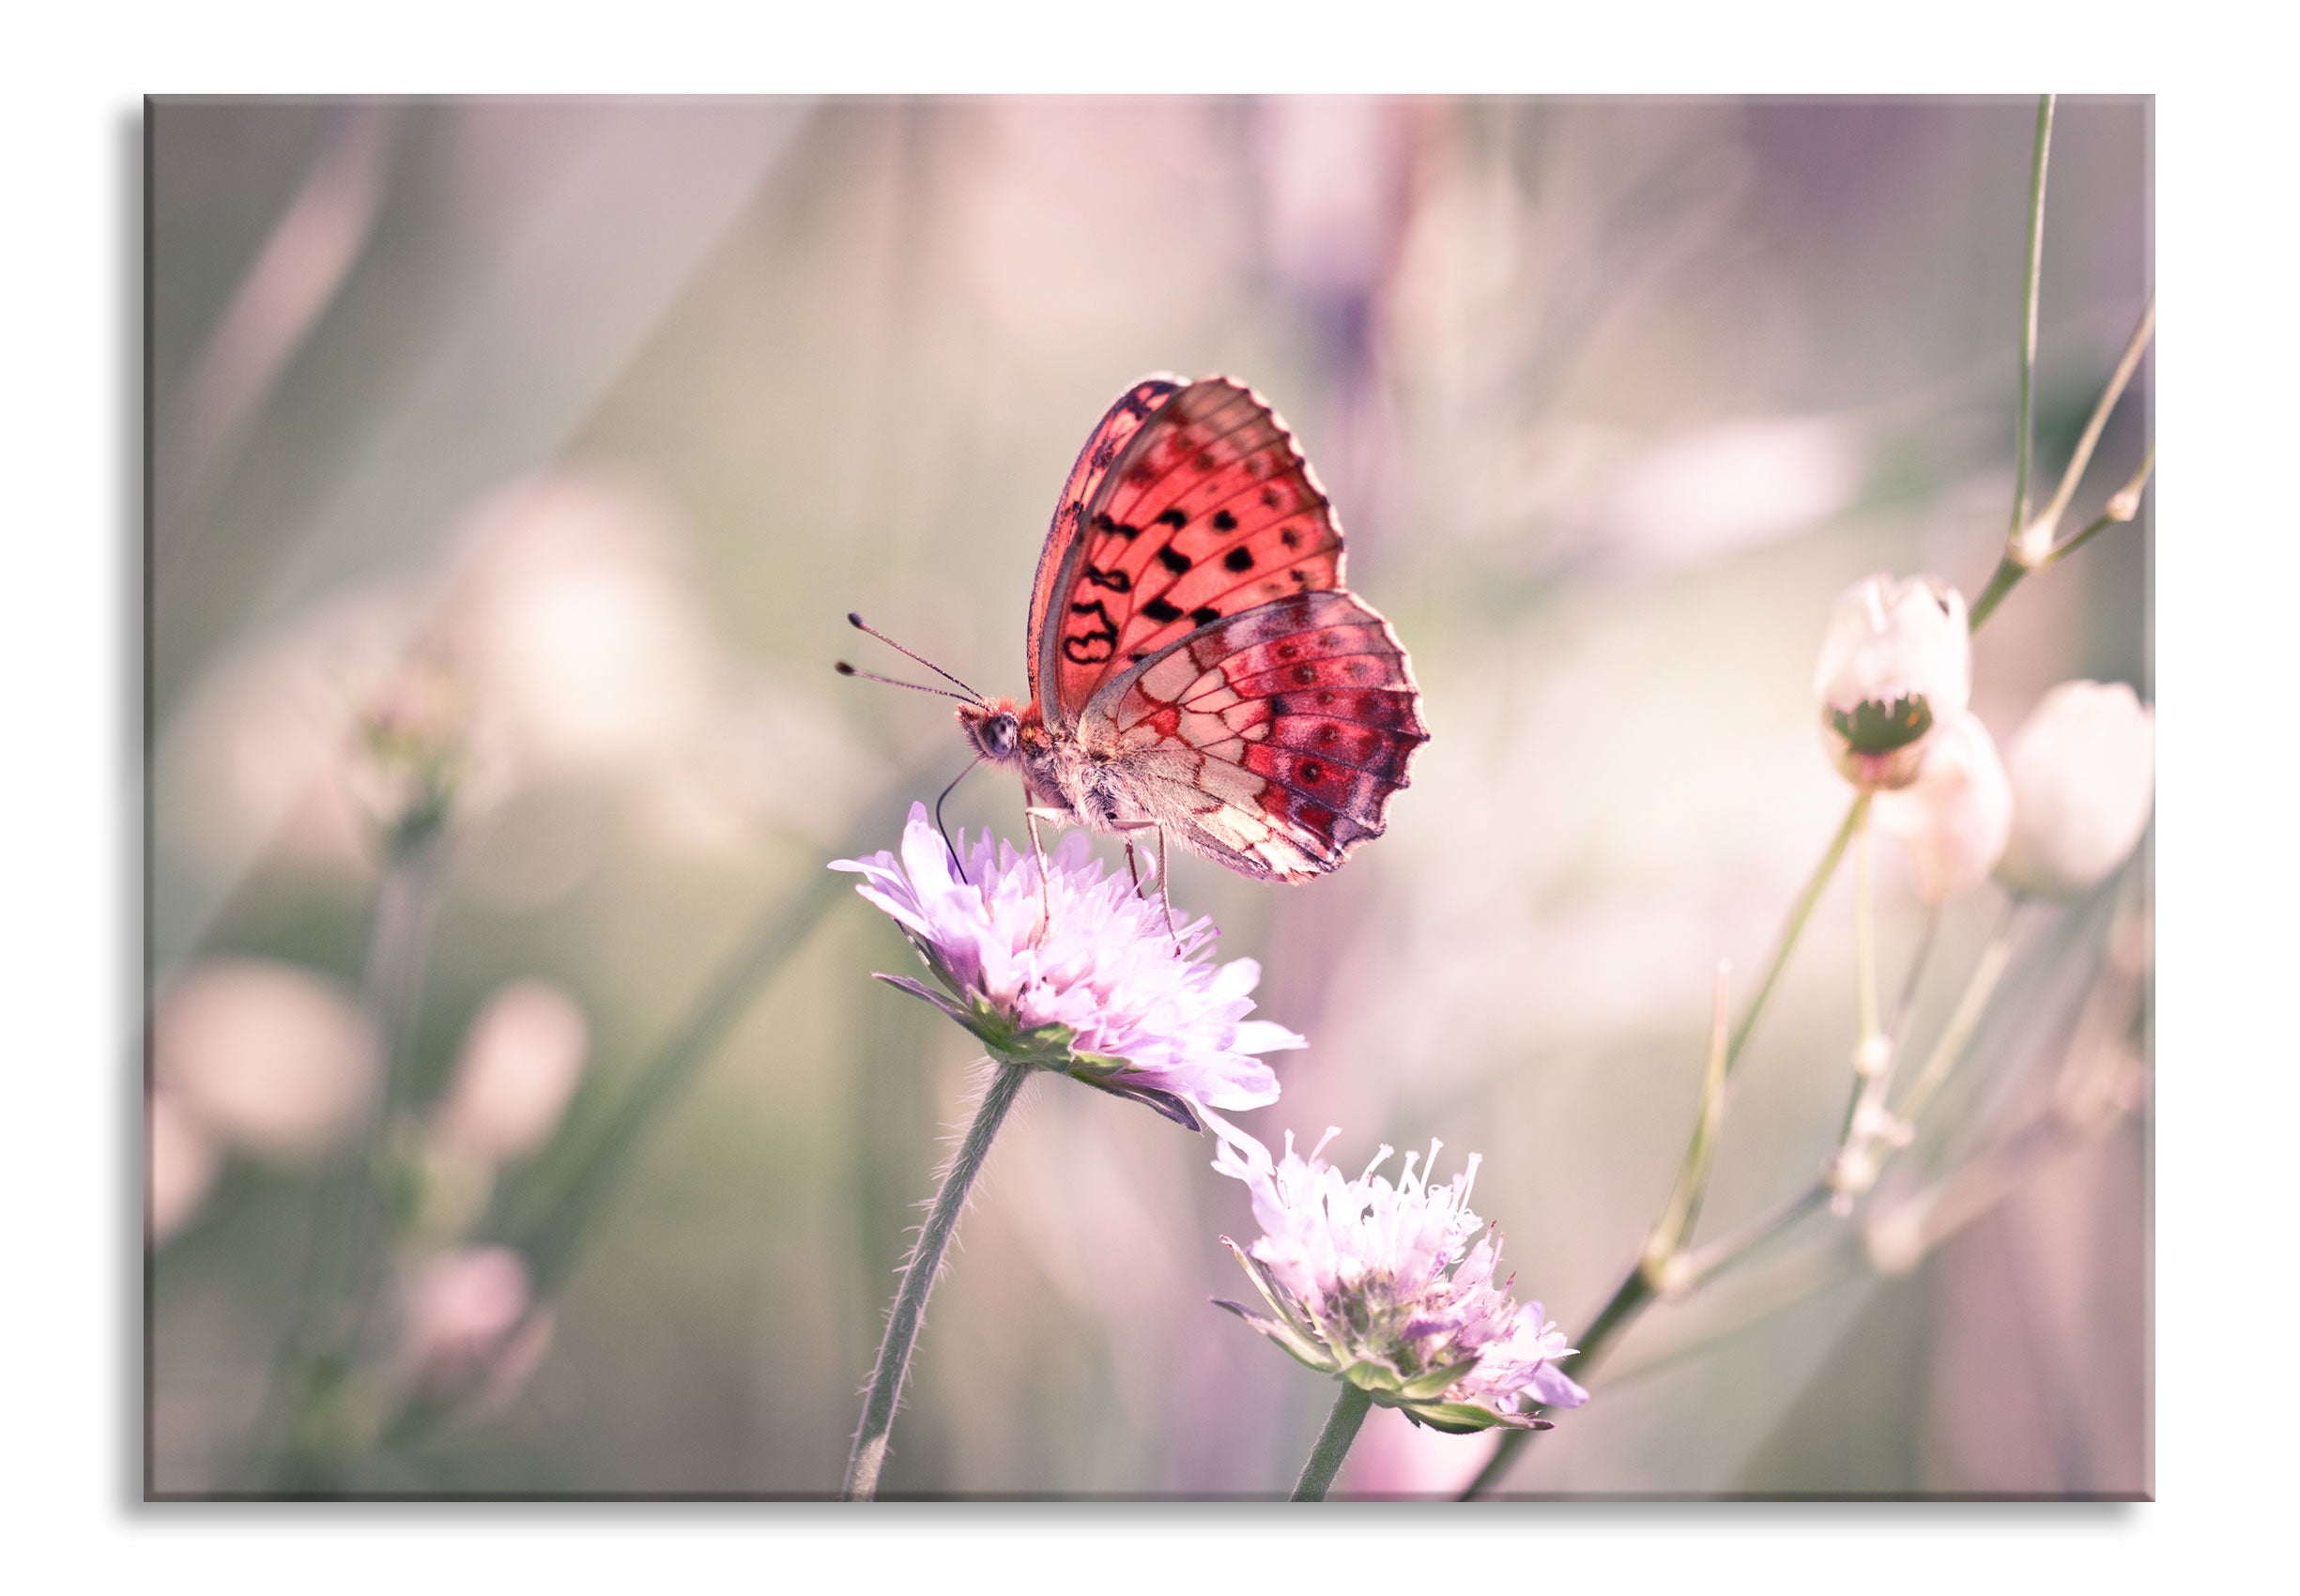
[1124,840,1144,898]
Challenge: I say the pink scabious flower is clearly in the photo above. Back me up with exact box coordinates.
[1207,1113,1588,1433]
[831,804,1302,1129]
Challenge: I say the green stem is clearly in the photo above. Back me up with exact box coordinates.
[515,865,852,1297]
[2009,93,2055,543]
[1853,806,1880,1049]
[1460,1265,1648,1500]
[2022,299,2155,559]
[1728,791,1869,1075]
[1684,1183,1832,1292]
[1892,897,2023,1127]
[1460,791,1867,1500]
[252,832,443,1488]
[844,1060,1031,1500]
[2041,440,2155,572]
[1968,554,2025,632]
[1890,906,1942,1048]
[1291,1382,1375,1501]
[1641,963,1732,1277]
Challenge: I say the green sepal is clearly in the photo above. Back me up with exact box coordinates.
[872,974,975,1031]
[1388,1399,1553,1435]
[1218,1301,1340,1375]
[1396,1357,1486,1402]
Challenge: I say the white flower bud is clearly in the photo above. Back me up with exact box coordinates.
[1873,712,2014,904]
[1996,681,2155,899]
[1813,574,1971,790]
[431,981,589,1165]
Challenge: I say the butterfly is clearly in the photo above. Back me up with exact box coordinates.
[850,376,1427,886]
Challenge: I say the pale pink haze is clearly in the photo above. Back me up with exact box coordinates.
[1208,1113,1587,1432]
[1875,711,2014,904]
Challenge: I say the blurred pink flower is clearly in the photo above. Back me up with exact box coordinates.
[1208,1115,1587,1433]
[1874,711,2013,904]
[147,1089,220,1242]
[153,959,379,1163]
[832,805,1301,1129]
[431,980,589,1164]
[399,1246,553,1414]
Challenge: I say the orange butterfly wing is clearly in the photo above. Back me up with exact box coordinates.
[1022,376,1426,881]
[1035,377,1347,730]
[1082,588,1428,882]
[1026,376,1183,714]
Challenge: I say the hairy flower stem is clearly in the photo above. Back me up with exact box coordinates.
[1292,1382,1375,1501]
[844,1060,1031,1501]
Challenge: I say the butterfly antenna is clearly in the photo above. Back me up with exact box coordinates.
[846,612,984,700]
[933,757,984,882]
[833,660,974,703]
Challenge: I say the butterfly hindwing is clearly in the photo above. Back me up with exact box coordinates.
[1079,590,1429,882]
[1041,378,1346,729]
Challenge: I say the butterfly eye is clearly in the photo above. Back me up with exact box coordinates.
[989,713,1020,758]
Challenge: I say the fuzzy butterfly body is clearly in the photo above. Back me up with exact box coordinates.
[960,376,1427,883]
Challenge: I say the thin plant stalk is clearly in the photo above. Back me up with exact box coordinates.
[250,830,443,1487]
[2018,299,2156,561]
[1971,299,2154,627]
[2008,94,2056,543]
[514,865,852,1296]
[1682,1183,1832,1292]
[379,782,940,1454]
[2037,441,2155,573]
[1460,791,1867,1499]
[1640,963,1733,1283]
[844,1060,1031,1501]
[1291,1383,1375,1502]
[1894,898,2023,1126]
[1465,100,2153,1498]
[1729,792,1869,1072]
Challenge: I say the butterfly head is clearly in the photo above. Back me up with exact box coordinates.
[958,697,1029,767]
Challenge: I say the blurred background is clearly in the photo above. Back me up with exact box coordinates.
[146,96,2151,1497]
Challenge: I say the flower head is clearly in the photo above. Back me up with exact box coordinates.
[1813,573,1972,790]
[832,805,1301,1128]
[1207,1114,1587,1433]
[1997,680,2156,898]
[1873,710,2013,904]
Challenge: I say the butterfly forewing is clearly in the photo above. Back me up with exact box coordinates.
[1081,590,1429,882]
[1040,378,1346,729]
[1026,377,1183,713]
